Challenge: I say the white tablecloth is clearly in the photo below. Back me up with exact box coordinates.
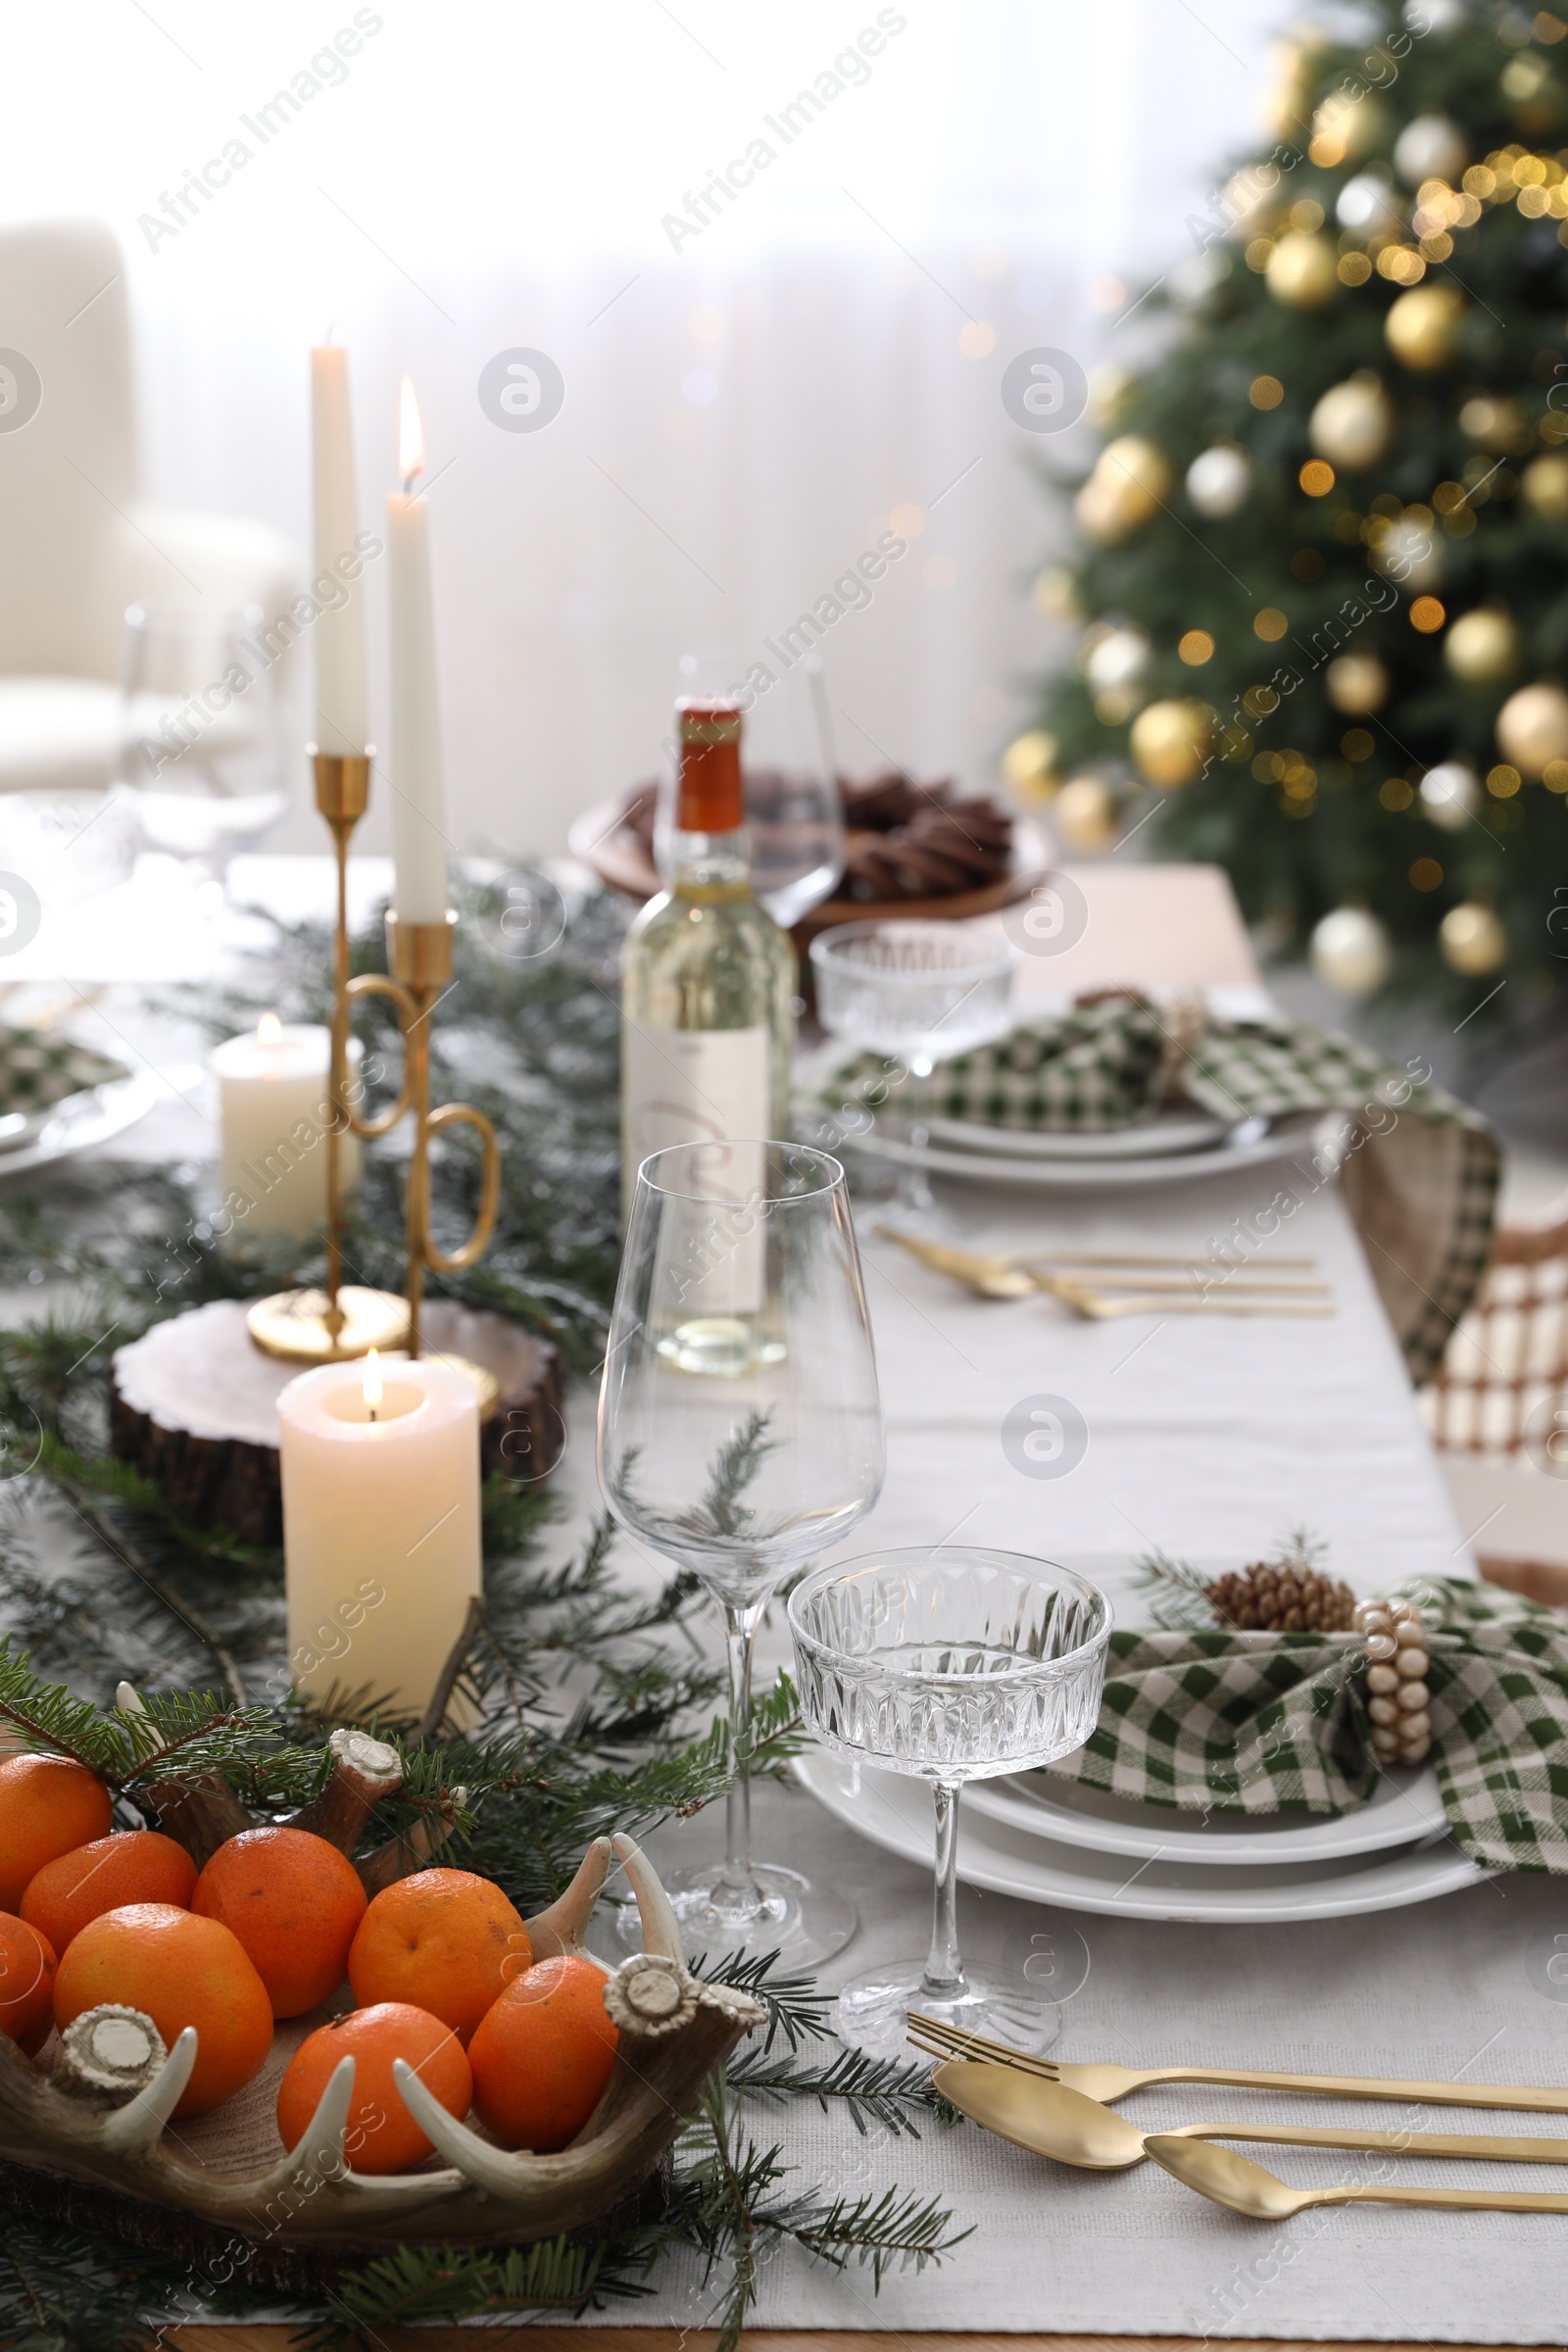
[546,1171,1568,2343]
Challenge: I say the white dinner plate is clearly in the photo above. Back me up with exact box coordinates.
[0,1073,163,1178]
[963,1758,1448,1866]
[793,1750,1486,1922]
[926,1108,1232,1161]
[849,1110,1328,1191]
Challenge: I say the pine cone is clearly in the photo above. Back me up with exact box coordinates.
[1202,1559,1357,1633]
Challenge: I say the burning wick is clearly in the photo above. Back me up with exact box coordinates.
[256,1011,284,1048]
[363,1348,382,1424]
[398,374,424,498]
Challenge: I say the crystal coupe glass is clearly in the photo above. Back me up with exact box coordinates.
[788,1548,1110,2053]
[599,1139,885,1964]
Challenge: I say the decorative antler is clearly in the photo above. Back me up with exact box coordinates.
[0,1834,760,2252]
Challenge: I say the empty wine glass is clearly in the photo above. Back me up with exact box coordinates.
[657,648,844,926]
[810,919,1019,1214]
[788,1548,1110,2054]
[118,601,287,892]
[599,1139,884,1964]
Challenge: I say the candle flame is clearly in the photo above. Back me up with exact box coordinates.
[257,1012,284,1046]
[364,1348,382,1419]
[398,375,424,490]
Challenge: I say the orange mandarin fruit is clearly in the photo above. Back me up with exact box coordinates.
[22,1831,196,1956]
[468,1953,619,2151]
[192,1826,367,2018]
[347,1868,530,2044]
[0,1755,112,1911]
[0,1912,57,2053]
[275,2001,472,2175]
[53,1903,272,2116]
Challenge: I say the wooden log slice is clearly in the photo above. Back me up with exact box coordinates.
[110,1299,564,1546]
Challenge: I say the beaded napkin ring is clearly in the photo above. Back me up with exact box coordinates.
[1352,1595,1432,1765]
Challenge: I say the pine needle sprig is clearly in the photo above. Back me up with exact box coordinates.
[726,2043,946,2136]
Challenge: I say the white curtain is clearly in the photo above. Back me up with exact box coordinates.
[1,0,1282,858]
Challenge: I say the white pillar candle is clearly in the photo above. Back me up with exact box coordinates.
[310,343,369,756]
[278,1353,481,1713]
[387,376,448,923]
[210,1014,362,1241]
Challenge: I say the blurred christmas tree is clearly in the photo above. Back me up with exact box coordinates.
[1011,0,1568,1013]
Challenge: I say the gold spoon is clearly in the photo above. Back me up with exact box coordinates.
[931,2061,1568,2175]
[1145,2132,1568,2218]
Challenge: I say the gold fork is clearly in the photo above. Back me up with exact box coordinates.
[878,1233,1332,1315]
[907,2012,1568,2114]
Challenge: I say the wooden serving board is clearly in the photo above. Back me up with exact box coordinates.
[110,1298,564,1544]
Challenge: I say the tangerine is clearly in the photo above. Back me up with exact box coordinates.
[23,1832,196,1956]
[192,1827,368,2018]
[53,1903,272,2116]
[275,2000,472,2175]
[468,1954,619,2151]
[0,1755,112,1911]
[0,1912,57,2053]
[348,1868,530,2044]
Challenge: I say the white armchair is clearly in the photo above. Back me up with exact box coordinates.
[0,218,298,801]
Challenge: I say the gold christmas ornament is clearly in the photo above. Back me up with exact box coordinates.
[1445,609,1521,684]
[1439,901,1509,976]
[1083,624,1150,694]
[1312,87,1385,165]
[1496,680,1568,777]
[1053,774,1120,853]
[1393,114,1469,187]
[1186,443,1251,517]
[1001,729,1058,799]
[1308,376,1396,469]
[1419,760,1482,830]
[1265,232,1340,310]
[1384,283,1466,369]
[1261,37,1321,140]
[1325,653,1391,713]
[1310,906,1393,996]
[1075,435,1173,545]
[1522,453,1568,521]
[1129,698,1211,788]
[1458,393,1531,454]
[1086,365,1133,430]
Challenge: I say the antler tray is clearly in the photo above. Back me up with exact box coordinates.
[0,1726,765,2289]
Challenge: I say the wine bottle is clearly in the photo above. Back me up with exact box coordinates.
[621,698,795,1214]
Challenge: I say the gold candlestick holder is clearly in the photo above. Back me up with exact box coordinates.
[380,910,502,1366]
[246,749,412,1366]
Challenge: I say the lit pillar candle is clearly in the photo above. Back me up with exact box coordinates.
[310,342,369,756]
[210,1014,362,1240]
[278,1352,482,1713]
[386,376,449,923]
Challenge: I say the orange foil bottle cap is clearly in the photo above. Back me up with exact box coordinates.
[675,698,744,832]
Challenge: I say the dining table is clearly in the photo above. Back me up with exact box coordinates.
[14,855,1563,2351]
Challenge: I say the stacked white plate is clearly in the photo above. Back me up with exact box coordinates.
[794,1558,1488,1923]
[850,1104,1329,1192]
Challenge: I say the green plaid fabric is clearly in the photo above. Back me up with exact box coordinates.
[1048,1578,1568,1875]
[823,998,1499,1386]
[0,1026,124,1117]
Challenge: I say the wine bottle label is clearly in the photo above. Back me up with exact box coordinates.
[622,1023,770,1308]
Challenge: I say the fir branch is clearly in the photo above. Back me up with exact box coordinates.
[298,2234,650,2349]
[727,2042,944,2135]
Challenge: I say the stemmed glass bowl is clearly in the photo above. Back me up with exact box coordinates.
[810,921,1018,1214]
[599,1139,885,1964]
[788,1548,1110,2053]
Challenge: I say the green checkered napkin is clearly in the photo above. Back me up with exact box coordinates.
[822,996,1499,1385]
[1047,1578,1568,1875]
[0,1026,125,1117]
